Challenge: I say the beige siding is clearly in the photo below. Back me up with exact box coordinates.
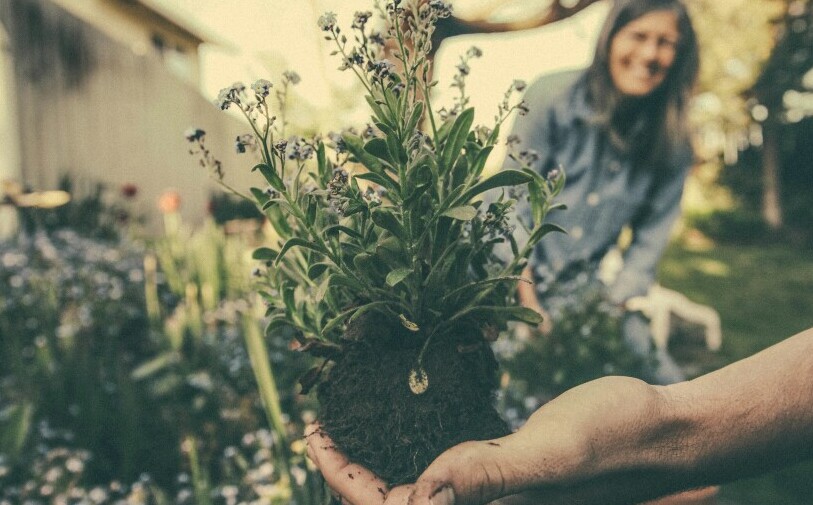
[2,0,261,229]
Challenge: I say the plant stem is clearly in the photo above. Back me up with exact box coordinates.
[242,313,312,505]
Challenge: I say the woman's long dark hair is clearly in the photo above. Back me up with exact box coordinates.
[585,0,699,170]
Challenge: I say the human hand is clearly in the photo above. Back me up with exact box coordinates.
[305,423,415,504]
[308,376,669,505]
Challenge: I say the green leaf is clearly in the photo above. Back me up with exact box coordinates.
[317,142,328,181]
[308,262,331,280]
[353,252,379,280]
[527,222,568,246]
[131,352,180,380]
[275,237,325,265]
[385,132,406,166]
[323,224,363,240]
[364,138,394,164]
[503,306,546,324]
[252,247,278,261]
[371,208,406,241]
[348,300,392,323]
[376,236,408,268]
[354,172,401,193]
[528,179,544,223]
[470,145,494,179]
[451,305,544,325]
[459,169,533,203]
[441,205,477,221]
[265,315,292,336]
[306,196,317,226]
[328,273,365,292]
[253,163,285,192]
[343,202,368,218]
[404,102,423,138]
[386,267,412,287]
[437,185,465,215]
[451,154,470,189]
[266,205,293,237]
[375,121,396,138]
[408,162,432,187]
[313,275,330,302]
[0,402,33,458]
[442,276,528,302]
[343,134,384,173]
[250,187,270,207]
[404,101,424,137]
[282,282,297,316]
[366,95,392,125]
[441,108,475,171]
[321,305,359,336]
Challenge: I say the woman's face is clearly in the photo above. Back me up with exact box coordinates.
[609,10,680,97]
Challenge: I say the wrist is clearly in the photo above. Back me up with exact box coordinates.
[579,380,694,477]
[641,384,703,478]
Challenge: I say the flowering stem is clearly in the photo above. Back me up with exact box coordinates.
[210,176,253,202]
[421,73,440,142]
[331,31,373,96]
[279,190,386,308]
[239,107,277,180]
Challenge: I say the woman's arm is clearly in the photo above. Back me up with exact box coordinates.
[308,327,813,505]
[608,149,692,305]
[408,327,813,505]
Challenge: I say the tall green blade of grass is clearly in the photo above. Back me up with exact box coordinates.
[242,313,317,505]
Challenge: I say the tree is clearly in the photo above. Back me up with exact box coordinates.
[431,0,604,56]
[751,0,813,230]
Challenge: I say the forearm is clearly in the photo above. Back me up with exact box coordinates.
[580,327,813,501]
[516,328,813,504]
[409,329,813,505]
[663,327,813,484]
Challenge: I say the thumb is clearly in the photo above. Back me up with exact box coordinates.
[408,437,520,505]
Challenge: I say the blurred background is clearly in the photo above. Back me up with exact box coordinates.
[0,0,811,503]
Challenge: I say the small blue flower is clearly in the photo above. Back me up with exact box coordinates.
[318,12,337,32]
[251,79,273,98]
[184,128,205,142]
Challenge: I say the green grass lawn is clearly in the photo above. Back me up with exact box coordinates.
[659,239,813,505]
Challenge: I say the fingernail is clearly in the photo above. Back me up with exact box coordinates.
[430,486,455,505]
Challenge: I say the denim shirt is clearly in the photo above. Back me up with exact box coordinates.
[509,70,693,304]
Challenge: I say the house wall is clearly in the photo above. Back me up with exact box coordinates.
[50,0,202,83]
[0,0,264,229]
[0,20,20,183]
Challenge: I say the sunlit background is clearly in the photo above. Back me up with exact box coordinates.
[1,1,812,504]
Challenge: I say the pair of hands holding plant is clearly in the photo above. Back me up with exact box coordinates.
[307,327,813,505]
[307,375,681,505]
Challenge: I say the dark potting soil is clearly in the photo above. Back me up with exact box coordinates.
[317,316,510,486]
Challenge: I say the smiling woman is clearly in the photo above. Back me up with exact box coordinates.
[608,9,679,97]
[511,0,700,383]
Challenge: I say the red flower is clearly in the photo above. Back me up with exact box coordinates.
[121,183,139,199]
[157,190,181,214]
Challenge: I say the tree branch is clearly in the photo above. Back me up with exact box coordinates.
[430,0,604,55]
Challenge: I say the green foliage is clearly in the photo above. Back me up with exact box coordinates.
[208,192,264,225]
[659,239,813,504]
[688,0,784,144]
[198,1,563,379]
[498,278,648,427]
[0,225,321,503]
